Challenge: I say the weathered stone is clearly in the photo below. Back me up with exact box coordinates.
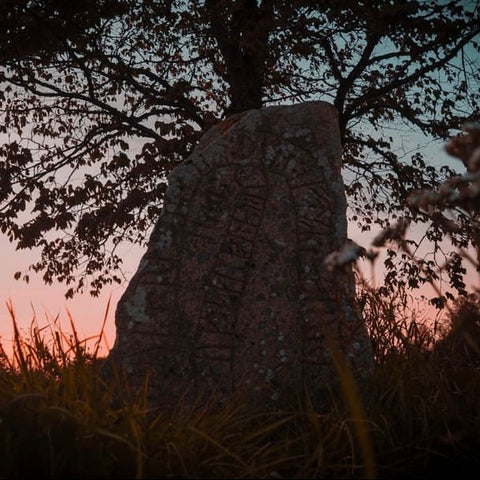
[106,101,373,410]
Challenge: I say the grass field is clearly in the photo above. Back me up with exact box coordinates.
[1,284,480,479]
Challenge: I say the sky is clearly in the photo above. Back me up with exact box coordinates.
[1,3,479,362]
[0,133,473,360]
[0,236,145,358]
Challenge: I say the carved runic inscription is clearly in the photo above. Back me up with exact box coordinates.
[107,101,373,410]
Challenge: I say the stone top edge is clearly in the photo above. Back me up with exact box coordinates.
[222,100,337,128]
[198,101,339,149]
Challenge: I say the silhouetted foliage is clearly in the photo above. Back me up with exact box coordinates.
[0,0,479,296]
[0,0,125,61]
[433,292,480,369]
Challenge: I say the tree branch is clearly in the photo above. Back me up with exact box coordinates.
[344,25,480,121]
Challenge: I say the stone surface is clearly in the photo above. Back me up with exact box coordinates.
[106,101,373,409]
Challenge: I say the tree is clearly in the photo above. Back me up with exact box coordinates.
[0,0,479,299]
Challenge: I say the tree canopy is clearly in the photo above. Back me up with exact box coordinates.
[0,0,479,299]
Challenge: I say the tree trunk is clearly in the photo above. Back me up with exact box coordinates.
[207,0,273,114]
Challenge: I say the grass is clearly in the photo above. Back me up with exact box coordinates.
[1,286,480,479]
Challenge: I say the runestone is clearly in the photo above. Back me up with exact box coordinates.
[106,101,373,410]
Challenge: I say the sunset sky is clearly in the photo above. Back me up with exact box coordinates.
[0,125,474,358]
[0,236,144,357]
